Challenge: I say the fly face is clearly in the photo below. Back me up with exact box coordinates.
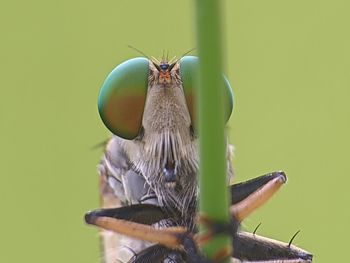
[137,59,199,223]
[87,54,313,263]
[141,59,199,214]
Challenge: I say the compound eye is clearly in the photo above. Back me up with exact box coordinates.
[98,57,149,139]
[179,56,234,127]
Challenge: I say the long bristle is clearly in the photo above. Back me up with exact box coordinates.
[151,56,160,64]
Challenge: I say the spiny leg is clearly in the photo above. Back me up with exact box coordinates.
[230,171,287,221]
[233,231,313,262]
[193,216,313,262]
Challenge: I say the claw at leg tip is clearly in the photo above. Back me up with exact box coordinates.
[276,170,287,183]
[84,211,97,225]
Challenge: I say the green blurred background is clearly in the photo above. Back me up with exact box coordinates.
[1,0,348,262]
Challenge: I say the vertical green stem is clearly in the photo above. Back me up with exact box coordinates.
[195,0,231,261]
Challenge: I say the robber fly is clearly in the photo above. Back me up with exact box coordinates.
[85,53,313,263]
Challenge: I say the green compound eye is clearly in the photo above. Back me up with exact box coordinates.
[180,56,234,125]
[98,57,149,140]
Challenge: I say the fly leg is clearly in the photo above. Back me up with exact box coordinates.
[194,171,288,262]
[230,171,287,221]
[195,215,239,263]
[126,244,176,263]
[85,204,187,250]
[228,171,312,262]
[230,171,286,205]
[233,231,313,262]
[197,171,286,245]
[195,171,310,262]
[85,204,167,225]
[129,233,212,263]
[85,204,212,263]
[125,230,211,263]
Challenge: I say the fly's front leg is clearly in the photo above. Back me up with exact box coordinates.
[230,171,287,221]
[230,171,286,205]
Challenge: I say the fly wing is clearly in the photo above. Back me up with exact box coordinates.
[98,137,156,263]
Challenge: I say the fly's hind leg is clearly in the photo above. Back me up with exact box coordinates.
[210,171,312,262]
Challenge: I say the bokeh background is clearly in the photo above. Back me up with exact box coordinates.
[1,0,349,262]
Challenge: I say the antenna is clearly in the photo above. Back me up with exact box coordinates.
[180,47,196,58]
[170,47,196,66]
[128,45,160,70]
[127,45,151,60]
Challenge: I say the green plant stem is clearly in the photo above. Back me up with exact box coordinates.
[195,0,231,262]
